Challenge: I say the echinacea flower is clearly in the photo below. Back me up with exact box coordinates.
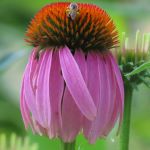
[20,2,124,144]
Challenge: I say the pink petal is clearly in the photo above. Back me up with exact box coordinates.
[36,50,52,128]
[59,46,97,120]
[74,50,87,82]
[83,53,110,143]
[23,52,40,123]
[109,53,124,125]
[83,53,100,138]
[47,51,64,138]
[32,117,47,136]
[60,50,87,142]
[20,79,31,129]
[101,53,117,136]
[61,87,82,142]
[103,83,120,136]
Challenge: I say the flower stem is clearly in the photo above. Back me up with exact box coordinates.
[120,86,133,150]
[61,140,76,150]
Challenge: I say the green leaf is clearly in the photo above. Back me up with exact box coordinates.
[0,51,25,73]
[125,61,150,77]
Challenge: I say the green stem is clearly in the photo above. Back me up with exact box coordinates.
[61,140,76,150]
[120,86,133,150]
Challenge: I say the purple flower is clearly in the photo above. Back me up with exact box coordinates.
[20,2,124,143]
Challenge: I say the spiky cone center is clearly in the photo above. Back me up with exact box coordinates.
[26,2,118,53]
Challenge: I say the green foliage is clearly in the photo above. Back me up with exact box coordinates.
[120,60,150,89]
[0,101,25,136]
[0,134,38,150]
[28,132,106,150]
[125,61,150,77]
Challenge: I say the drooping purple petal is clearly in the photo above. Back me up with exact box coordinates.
[61,87,82,142]
[23,51,40,123]
[48,51,64,138]
[36,50,52,128]
[101,53,118,136]
[74,50,87,82]
[59,46,97,120]
[32,117,47,136]
[83,52,100,139]
[20,79,31,129]
[109,53,124,125]
[60,50,86,142]
[83,53,110,143]
[103,83,120,136]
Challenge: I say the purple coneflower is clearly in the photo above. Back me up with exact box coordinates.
[20,2,124,144]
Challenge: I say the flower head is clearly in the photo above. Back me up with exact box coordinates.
[116,31,150,88]
[20,2,124,143]
[26,2,118,52]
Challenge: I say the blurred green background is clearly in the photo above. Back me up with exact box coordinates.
[0,0,150,149]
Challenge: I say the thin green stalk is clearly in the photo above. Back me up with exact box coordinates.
[120,86,133,150]
[61,140,76,150]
